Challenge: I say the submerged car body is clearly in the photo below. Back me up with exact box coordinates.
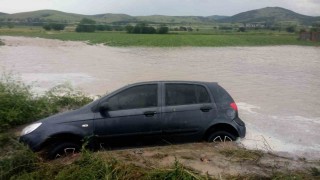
[20,81,246,158]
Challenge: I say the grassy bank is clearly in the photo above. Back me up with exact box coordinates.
[1,28,319,47]
[1,134,319,179]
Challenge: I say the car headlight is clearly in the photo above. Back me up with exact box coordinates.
[21,123,42,136]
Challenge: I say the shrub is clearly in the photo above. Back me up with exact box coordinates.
[54,151,107,179]
[125,25,134,33]
[42,23,65,31]
[7,23,14,29]
[0,73,93,132]
[286,26,296,33]
[299,28,307,33]
[126,23,169,34]
[43,24,51,31]
[179,26,187,31]
[0,138,39,179]
[113,26,125,31]
[238,27,246,32]
[96,25,112,31]
[51,23,65,31]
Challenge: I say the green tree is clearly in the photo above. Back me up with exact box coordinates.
[125,25,134,33]
[126,23,167,34]
[7,23,14,29]
[96,25,112,31]
[76,18,96,32]
[311,22,320,32]
[238,27,246,32]
[43,23,65,31]
[43,24,51,31]
[51,23,65,30]
[286,26,296,33]
[157,26,169,34]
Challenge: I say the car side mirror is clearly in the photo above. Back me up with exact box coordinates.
[99,101,110,111]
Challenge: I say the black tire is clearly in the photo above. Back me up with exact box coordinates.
[207,131,236,142]
[47,142,81,159]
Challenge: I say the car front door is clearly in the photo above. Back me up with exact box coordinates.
[161,83,217,140]
[94,83,161,139]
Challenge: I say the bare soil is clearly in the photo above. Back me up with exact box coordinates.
[57,142,320,178]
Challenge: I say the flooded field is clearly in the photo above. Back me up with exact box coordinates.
[1,36,319,159]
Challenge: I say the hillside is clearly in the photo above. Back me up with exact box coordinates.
[0,10,215,24]
[0,7,319,25]
[207,15,229,20]
[219,7,320,25]
[135,15,215,24]
[0,10,88,22]
[93,13,136,23]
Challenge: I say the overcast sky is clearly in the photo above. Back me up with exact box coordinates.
[1,0,320,16]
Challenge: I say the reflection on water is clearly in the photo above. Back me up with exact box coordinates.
[1,36,320,159]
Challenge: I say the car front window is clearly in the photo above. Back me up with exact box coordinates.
[107,84,158,111]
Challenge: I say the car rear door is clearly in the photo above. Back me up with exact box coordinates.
[161,82,217,140]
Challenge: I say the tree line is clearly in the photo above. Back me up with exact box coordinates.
[42,18,169,34]
[41,17,319,34]
[125,23,169,34]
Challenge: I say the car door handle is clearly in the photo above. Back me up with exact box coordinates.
[144,111,157,117]
[200,106,212,112]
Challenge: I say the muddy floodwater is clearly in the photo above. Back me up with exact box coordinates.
[1,36,320,159]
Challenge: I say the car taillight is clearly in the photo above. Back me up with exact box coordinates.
[230,102,238,111]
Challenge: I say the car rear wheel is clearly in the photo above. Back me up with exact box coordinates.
[47,142,81,159]
[207,131,236,142]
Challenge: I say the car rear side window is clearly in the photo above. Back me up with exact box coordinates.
[197,85,211,103]
[165,84,211,106]
[107,84,157,111]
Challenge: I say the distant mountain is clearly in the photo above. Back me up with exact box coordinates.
[0,10,89,22]
[0,12,7,15]
[219,7,320,25]
[93,13,135,23]
[0,7,319,25]
[207,15,229,21]
[0,10,215,24]
[135,15,215,24]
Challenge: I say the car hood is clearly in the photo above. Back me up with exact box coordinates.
[39,106,95,124]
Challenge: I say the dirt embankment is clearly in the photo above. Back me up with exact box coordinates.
[53,142,320,179]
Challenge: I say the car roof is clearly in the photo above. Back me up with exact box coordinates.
[128,80,218,86]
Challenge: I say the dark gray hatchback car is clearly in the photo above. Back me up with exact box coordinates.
[20,81,245,158]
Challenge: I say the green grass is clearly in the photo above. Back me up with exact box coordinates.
[1,28,319,47]
[0,137,204,180]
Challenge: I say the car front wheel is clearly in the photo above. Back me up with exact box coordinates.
[207,131,236,142]
[47,142,81,159]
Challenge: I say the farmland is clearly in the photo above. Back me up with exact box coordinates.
[1,27,319,47]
